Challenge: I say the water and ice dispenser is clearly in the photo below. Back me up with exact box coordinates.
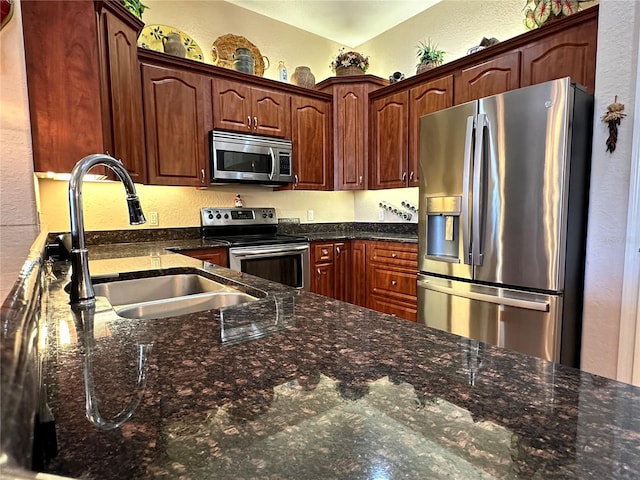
[425,196,461,261]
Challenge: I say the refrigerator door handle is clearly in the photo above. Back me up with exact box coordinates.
[472,113,487,266]
[417,279,550,312]
[462,115,475,265]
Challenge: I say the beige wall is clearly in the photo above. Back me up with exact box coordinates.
[0,0,36,227]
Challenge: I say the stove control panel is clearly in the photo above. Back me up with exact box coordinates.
[201,207,278,226]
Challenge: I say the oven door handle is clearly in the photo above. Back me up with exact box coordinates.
[231,244,309,257]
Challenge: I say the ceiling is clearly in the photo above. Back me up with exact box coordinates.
[225,0,442,47]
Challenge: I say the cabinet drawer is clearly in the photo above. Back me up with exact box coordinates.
[369,266,417,299]
[179,248,228,267]
[368,242,418,268]
[313,243,334,263]
[369,295,417,322]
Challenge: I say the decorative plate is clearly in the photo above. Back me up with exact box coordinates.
[138,24,204,62]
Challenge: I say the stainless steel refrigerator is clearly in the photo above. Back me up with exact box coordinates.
[416,77,593,367]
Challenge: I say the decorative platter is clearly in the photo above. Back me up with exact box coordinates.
[211,33,269,76]
[138,24,204,62]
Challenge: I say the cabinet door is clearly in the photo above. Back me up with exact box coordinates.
[179,248,228,267]
[454,51,521,105]
[334,84,368,190]
[251,87,291,138]
[351,240,367,307]
[212,78,253,132]
[520,17,597,94]
[98,6,146,183]
[22,0,105,174]
[311,263,335,297]
[334,242,351,302]
[141,64,211,186]
[409,75,454,188]
[370,91,409,189]
[291,96,332,190]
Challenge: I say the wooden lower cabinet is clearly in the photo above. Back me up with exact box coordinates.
[310,241,350,300]
[311,239,418,322]
[365,241,418,322]
[178,247,228,267]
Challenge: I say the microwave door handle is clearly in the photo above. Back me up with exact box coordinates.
[269,147,275,181]
[462,115,474,265]
[472,114,486,266]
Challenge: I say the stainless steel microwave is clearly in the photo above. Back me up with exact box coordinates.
[210,130,293,185]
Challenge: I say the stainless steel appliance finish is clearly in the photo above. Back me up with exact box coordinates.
[417,78,593,366]
[201,207,310,290]
[210,130,293,185]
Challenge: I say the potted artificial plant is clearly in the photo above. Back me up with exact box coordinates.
[523,0,587,29]
[416,40,445,74]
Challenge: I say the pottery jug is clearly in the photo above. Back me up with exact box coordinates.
[290,66,315,89]
[162,32,186,58]
[233,47,254,75]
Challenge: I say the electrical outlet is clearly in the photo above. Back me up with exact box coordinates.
[149,211,159,226]
[378,209,385,221]
[307,210,314,221]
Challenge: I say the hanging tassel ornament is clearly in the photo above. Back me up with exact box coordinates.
[601,96,626,153]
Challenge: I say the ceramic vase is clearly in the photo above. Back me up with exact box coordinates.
[162,33,186,58]
[291,66,315,88]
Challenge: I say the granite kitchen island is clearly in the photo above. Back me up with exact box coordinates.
[2,238,640,480]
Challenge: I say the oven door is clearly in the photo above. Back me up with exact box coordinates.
[228,243,310,290]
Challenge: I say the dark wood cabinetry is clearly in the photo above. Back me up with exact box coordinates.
[317,77,386,190]
[141,64,212,186]
[366,241,418,322]
[310,241,350,300]
[178,248,228,267]
[369,91,409,190]
[212,78,291,138]
[289,96,332,190]
[22,0,145,176]
[350,240,367,307]
[454,51,521,104]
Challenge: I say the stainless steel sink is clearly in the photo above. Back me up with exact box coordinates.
[93,273,259,320]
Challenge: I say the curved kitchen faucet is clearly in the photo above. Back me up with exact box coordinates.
[68,154,146,306]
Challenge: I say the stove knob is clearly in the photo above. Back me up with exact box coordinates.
[262,212,268,218]
[208,213,214,220]
[216,213,222,219]
[224,213,229,219]
[268,212,274,218]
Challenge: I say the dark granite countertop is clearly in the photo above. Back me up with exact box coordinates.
[31,242,640,479]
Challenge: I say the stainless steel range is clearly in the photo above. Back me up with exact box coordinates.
[201,207,310,290]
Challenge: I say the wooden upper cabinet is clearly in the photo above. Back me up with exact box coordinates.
[520,14,597,94]
[454,51,521,104]
[98,5,147,183]
[290,95,332,190]
[141,64,212,186]
[409,75,454,187]
[212,78,290,137]
[370,91,409,190]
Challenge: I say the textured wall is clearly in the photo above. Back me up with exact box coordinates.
[581,1,640,379]
[0,0,37,227]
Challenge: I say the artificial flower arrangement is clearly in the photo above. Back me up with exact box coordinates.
[330,48,370,73]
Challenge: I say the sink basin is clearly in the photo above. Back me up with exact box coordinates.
[93,273,259,320]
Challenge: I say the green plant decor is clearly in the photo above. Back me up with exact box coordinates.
[122,0,149,19]
[523,0,587,29]
[416,40,445,67]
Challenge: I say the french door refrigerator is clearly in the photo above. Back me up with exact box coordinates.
[416,78,593,367]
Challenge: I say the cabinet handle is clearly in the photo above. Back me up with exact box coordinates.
[359,175,363,185]
[391,280,397,286]
[409,171,414,181]
[402,172,407,181]
[253,116,258,129]
[317,268,321,276]
[200,169,205,183]
[322,249,328,255]
[391,253,397,258]
[294,174,299,184]
[247,116,252,129]
[336,247,341,255]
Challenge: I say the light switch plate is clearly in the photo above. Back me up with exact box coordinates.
[149,211,159,226]
[378,209,385,221]
[307,210,314,221]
